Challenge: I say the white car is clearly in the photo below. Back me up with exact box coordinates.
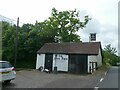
[0,61,16,83]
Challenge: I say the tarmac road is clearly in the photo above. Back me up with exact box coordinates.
[95,66,119,89]
[2,68,109,89]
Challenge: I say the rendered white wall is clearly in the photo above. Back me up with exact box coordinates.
[88,55,97,73]
[88,48,102,73]
[36,54,45,69]
[97,49,102,66]
[53,54,68,72]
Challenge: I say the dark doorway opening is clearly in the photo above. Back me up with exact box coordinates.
[68,54,88,73]
[44,54,53,72]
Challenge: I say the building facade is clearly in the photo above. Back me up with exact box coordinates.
[36,42,102,74]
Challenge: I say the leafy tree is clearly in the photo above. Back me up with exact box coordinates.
[104,44,117,55]
[2,22,16,64]
[2,8,91,68]
[103,44,120,66]
[45,8,91,42]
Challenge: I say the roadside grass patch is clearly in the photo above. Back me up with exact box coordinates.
[98,64,111,71]
[15,68,35,71]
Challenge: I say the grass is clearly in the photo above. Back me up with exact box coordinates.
[15,68,35,71]
[15,68,25,71]
[92,64,111,76]
[98,64,111,71]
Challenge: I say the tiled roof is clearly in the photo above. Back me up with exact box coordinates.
[37,42,102,55]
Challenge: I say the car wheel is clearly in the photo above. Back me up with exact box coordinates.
[4,80,11,83]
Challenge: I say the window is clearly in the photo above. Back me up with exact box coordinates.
[90,33,96,41]
[0,62,12,68]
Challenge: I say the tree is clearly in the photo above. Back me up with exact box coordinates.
[104,44,117,55]
[103,44,119,66]
[2,22,16,64]
[2,8,91,68]
[45,8,91,42]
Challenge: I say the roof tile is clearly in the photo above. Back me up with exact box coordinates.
[37,42,102,55]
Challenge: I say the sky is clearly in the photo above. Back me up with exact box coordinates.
[0,0,119,55]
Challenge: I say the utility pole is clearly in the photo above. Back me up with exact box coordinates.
[14,17,19,68]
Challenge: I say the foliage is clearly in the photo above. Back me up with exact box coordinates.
[2,22,16,64]
[103,44,120,66]
[104,44,117,54]
[2,8,90,68]
[47,8,91,42]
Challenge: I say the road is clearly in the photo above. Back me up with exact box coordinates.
[2,69,106,89]
[95,66,119,89]
[2,66,119,89]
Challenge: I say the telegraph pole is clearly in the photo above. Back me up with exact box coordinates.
[14,17,19,68]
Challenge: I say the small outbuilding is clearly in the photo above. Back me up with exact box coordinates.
[36,42,102,74]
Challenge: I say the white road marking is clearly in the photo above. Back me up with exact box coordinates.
[100,78,104,82]
[94,71,107,89]
[94,86,99,90]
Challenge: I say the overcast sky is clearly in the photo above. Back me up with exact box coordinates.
[0,0,119,55]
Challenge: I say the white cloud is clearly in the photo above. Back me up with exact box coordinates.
[79,13,118,53]
[0,0,53,23]
[0,0,119,24]
[0,0,119,55]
